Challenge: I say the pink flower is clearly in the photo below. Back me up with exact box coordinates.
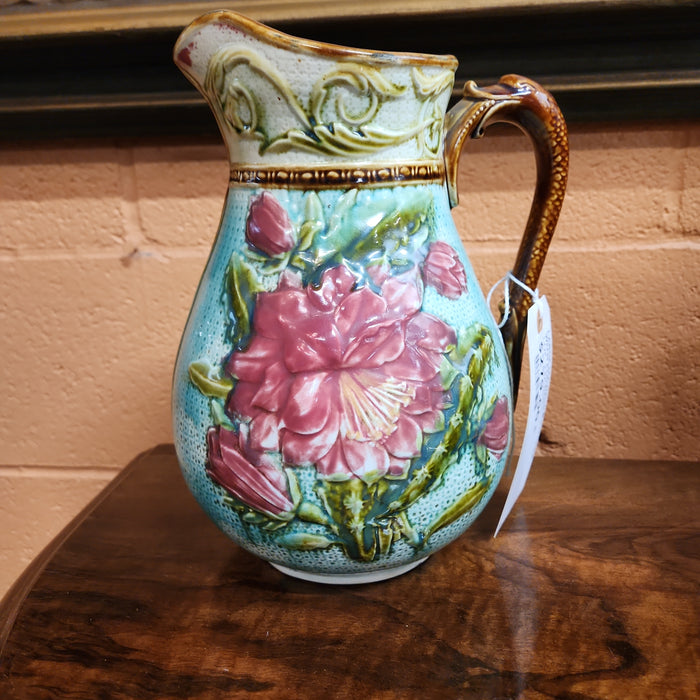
[477,396,510,456]
[207,425,295,518]
[422,241,468,299]
[246,192,295,257]
[226,264,456,482]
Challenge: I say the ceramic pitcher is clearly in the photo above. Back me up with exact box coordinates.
[171,10,568,583]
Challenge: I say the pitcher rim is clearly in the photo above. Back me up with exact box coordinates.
[175,10,459,70]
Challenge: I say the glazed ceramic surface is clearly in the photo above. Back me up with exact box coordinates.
[172,11,568,582]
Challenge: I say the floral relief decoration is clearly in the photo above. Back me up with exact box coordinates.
[205,47,453,157]
[189,188,509,562]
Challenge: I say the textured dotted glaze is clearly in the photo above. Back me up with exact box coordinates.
[173,183,513,577]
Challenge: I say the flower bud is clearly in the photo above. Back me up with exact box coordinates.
[245,192,295,257]
[207,426,295,518]
[422,241,468,299]
[477,396,510,455]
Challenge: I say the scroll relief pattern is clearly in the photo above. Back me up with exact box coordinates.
[205,48,454,158]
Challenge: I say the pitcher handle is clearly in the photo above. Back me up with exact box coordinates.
[444,74,569,399]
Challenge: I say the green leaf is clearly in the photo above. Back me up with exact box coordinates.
[228,253,262,347]
[352,189,431,263]
[296,501,331,526]
[210,400,235,429]
[278,533,336,551]
[431,410,445,434]
[246,249,290,276]
[328,189,358,237]
[263,519,293,531]
[374,511,422,549]
[313,189,359,265]
[450,324,490,365]
[294,188,435,280]
[440,357,459,391]
[189,361,234,399]
[316,478,391,562]
[242,511,267,524]
[298,192,325,252]
[423,476,493,542]
[284,468,300,503]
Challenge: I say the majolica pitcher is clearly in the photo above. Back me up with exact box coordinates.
[172,11,568,583]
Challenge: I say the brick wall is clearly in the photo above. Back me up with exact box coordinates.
[1,122,698,596]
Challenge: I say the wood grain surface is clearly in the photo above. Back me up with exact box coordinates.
[1,446,697,698]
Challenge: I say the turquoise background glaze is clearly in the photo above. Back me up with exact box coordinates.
[172,182,513,577]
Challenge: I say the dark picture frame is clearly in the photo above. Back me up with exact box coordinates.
[1,0,699,139]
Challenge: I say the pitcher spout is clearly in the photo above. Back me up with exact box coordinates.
[174,11,458,169]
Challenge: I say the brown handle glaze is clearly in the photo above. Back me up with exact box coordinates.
[444,75,569,400]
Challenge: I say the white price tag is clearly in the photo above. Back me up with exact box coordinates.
[494,294,552,536]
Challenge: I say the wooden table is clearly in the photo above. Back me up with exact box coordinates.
[1,446,697,698]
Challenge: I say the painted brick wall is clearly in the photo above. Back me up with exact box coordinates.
[1,122,698,596]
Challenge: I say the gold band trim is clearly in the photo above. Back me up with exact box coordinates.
[229,162,445,188]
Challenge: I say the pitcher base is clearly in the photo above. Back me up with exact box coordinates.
[271,557,429,585]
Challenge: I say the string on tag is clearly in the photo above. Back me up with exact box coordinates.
[485,272,539,328]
